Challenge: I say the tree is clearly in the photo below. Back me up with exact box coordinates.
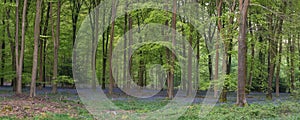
[123,0,128,89]
[52,0,61,94]
[237,0,249,107]
[1,0,6,86]
[38,2,51,90]
[214,0,223,98]
[266,14,276,100]
[275,0,287,97]
[109,0,116,95]
[169,0,176,99]
[30,0,42,97]
[15,0,28,95]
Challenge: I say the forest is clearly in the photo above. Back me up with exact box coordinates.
[0,0,300,119]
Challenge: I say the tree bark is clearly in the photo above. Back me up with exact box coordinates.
[290,35,295,91]
[109,0,116,95]
[220,0,237,102]
[1,8,5,86]
[237,0,249,107]
[14,0,20,94]
[266,14,277,100]
[123,0,128,89]
[275,24,283,97]
[52,0,61,94]
[38,2,51,90]
[247,18,254,94]
[214,0,223,98]
[128,12,133,89]
[187,26,193,97]
[5,0,15,90]
[16,0,28,95]
[275,0,286,97]
[30,0,42,97]
[101,2,110,89]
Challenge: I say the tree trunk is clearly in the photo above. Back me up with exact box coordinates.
[16,0,28,95]
[266,14,278,100]
[247,18,254,94]
[220,0,236,102]
[5,0,15,89]
[128,12,133,89]
[214,0,223,98]
[14,0,20,93]
[88,1,100,90]
[38,2,51,90]
[290,35,295,91]
[1,10,5,86]
[0,43,4,86]
[123,0,128,89]
[137,11,144,88]
[275,29,283,97]
[187,26,193,97]
[181,19,186,91]
[102,30,107,89]
[237,0,249,107]
[167,0,176,99]
[52,0,61,94]
[275,1,286,96]
[101,2,110,89]
[298,34,300,82]
[30,0,42,97]
[109,0,116,95]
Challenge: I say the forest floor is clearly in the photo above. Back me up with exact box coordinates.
[0,86,299,119]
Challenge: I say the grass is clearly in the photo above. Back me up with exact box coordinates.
[179,101,300,120]
[1,95,300,120]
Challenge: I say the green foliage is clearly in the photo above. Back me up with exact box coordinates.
[179,101,300,120]
[113,100,169,113]
[291,81,300,98]
[53,75,74,84]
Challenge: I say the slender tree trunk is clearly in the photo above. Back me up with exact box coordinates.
[109,0,116,95]
[137,11,144,88]
[16,0,28,95]
[163,0,170,97]
[170,0,176,98]
[247,17,255,94]
[38,2,51,90]
[275,30,283,97]
[187,26,193,97]
[237,0,249,107]
[1,10,5,86]
[196,33,200,89]
[5,0,15,89]
[181,20,186,91]
[286,34,290,92]
[128,13,133,89]
[214,0,223,98]
[123,0,128,89]
[101,31,106,88]
[89,1,100,90]
[266,14,277,100]
[290,35,295,91]
[30,0,42,98]
[15,0,20,93]
[275,1,286,96]
[71,1,82,83]
[247,35,255,92]
[298,34,300,82]
[52,0,61,94]
[220,0,236,102]
[101,2,109,89]
[0,41,4,86]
